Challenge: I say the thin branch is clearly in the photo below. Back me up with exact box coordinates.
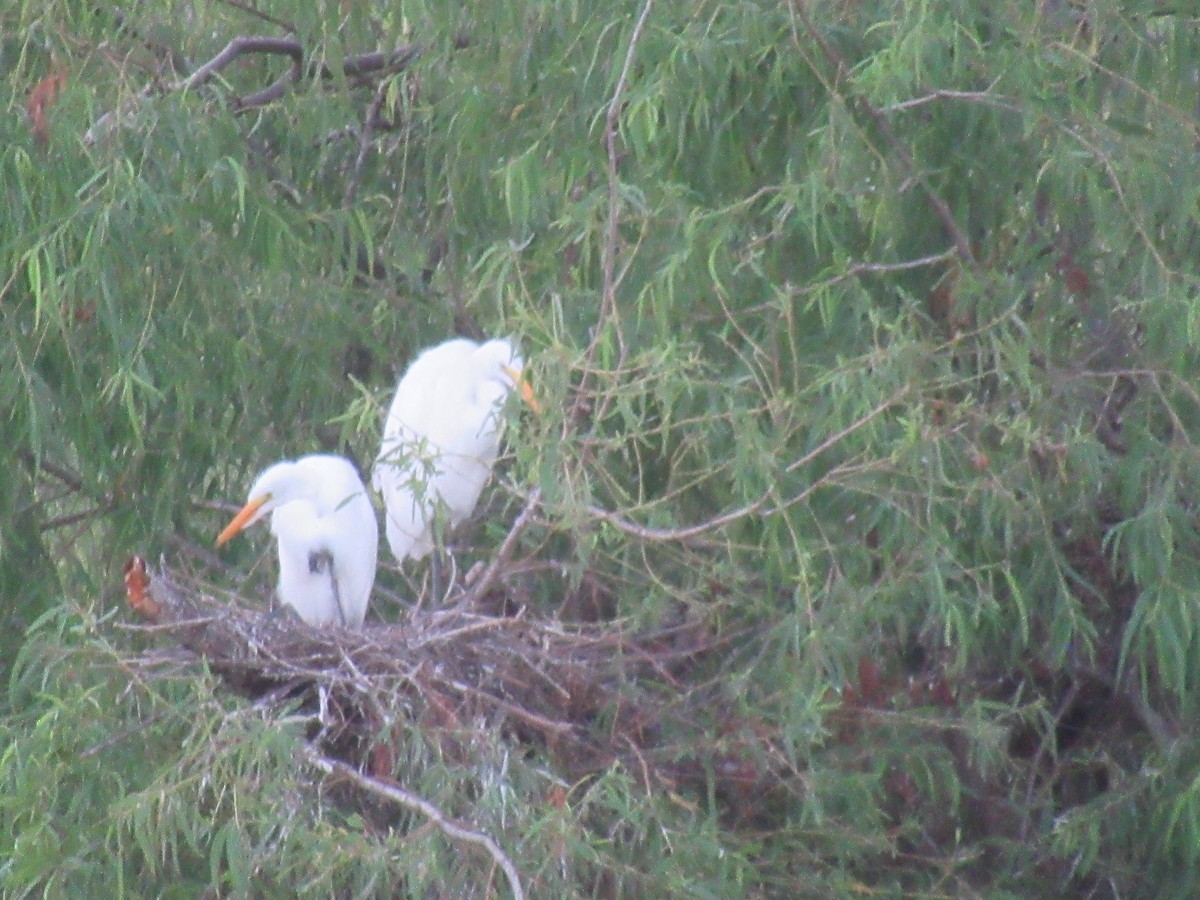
[26,453,85,492]
[85,35,420,145]
[459,487,543,604]
[341,47,422,79]
[600,0,655,354]
[570,0,654,424]
[786,1,979,272]
[302,747,526,900]
[1016,678,1081,845]
[211,0,298,33]
[878,84,1018,115]
[40,505,109,533]
[587,386,907,542]
[343,75,394,209]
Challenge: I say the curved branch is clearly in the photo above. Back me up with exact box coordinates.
[302,747,526,900]
[585,386,907,542]
[85,34,421,145]
[786,1,980,272]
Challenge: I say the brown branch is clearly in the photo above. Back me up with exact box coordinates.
[786,1,980,272]
[85,35,421,145]
[176,36,302,94]
[343,76,394,209]
[40,505,110,533]
[302,747,526,900]
[340,47,422,79]
[459,487,543,605]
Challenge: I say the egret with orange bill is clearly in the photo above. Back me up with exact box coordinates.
[216,454,378,627]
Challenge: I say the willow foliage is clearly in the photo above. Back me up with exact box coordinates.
[3,0,1200,895]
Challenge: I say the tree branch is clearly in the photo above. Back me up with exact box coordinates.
[459,487,542,604]
[85,35,420,145]
[569,0,654,425]
[787,1,980,272]
[586,386,907,542]
[343,75,395,209]
[302,746,526,900]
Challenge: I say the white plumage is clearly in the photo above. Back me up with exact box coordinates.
[373,337,536,564]
[216,454,378,628]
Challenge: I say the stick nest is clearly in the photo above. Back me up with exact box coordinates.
[121,556,791,823]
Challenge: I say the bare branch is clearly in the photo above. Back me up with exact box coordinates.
[459,487,543,604]
[211,0,298,33]
[343,76,394,209]
[302,747,527,900]
[878,84,1018,115]
[176,36,302,95]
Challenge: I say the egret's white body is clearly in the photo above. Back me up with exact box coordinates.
[217,454,378,628]
[373,337,534,563]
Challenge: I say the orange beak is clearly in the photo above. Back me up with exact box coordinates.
[215,494,270,547]
[504,365,541,415]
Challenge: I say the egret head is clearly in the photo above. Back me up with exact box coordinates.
[215,460,312,547]
[475,339,539,413]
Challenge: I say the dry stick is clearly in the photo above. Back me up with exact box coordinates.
[787,1,980,273]
[570,0,655,425]
[459,487,543,605]
[302,747,526,900]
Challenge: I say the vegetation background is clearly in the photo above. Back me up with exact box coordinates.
[4,0,1200,895]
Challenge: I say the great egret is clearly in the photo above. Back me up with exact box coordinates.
[373,337,537,564]
[216,454,378,628]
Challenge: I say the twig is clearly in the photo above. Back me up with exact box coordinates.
[570,0,655,424]
[343,76,394,209]
[1016,678,1081,845]
[212,0,298,33]
[878,84,1018,115]
[459,487,542,604]
[40,505,110,532]
[302,746,526,900]
[26,453,85,492]
[586,386,907,542]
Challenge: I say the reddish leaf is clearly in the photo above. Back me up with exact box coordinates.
[124,556,160,621]
[27,67,68,146]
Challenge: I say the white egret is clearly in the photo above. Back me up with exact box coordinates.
[373,337,538,564]
[216,454,378,628]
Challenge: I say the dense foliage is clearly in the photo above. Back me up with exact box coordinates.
[4,0,1200,895]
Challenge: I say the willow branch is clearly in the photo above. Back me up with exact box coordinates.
[787,1,979,272]
[570,0,654,425]
[587,387,908,542]
[85,35,420,145]
[303,747,526,900]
